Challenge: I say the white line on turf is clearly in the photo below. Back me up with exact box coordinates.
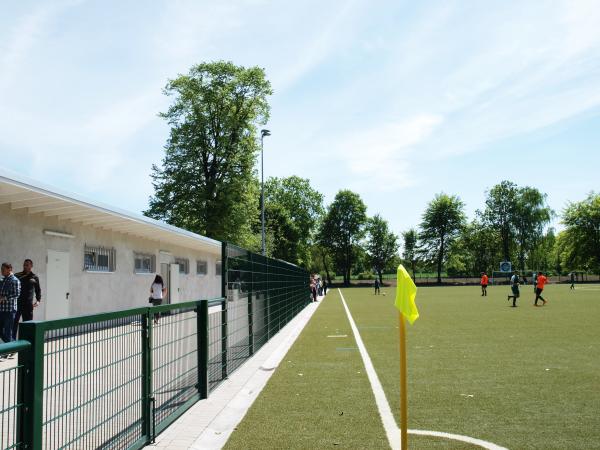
[337,288,509,450]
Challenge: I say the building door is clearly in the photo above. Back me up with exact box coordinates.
[169,264,180,304]
[160,263,170,304]
[46,250,70,320]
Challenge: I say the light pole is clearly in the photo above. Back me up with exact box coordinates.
[260,129,271,256]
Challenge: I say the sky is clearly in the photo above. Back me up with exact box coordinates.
[1,0,600,241]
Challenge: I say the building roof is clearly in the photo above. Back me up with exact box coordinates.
[0,167,221,254]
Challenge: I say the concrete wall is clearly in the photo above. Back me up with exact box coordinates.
[0,204,221,320]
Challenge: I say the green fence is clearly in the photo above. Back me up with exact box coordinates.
[0,242,310,450]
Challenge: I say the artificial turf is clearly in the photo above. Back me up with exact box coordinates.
[224,283,600,449]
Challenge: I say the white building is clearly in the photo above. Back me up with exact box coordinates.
[0,168,222,320]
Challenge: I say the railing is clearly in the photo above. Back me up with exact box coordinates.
[2,242,310,450]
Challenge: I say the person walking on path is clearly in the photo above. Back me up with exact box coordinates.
[0,263,21,359]
[150,275,167,324]
[569,272,576,290]
[534,271,548,306]
[480,272,489,296]
[507,271,520,307]
[322,280,328,296]
[310,276,317,302]
[13,259,42,340]
[374,277,381,295]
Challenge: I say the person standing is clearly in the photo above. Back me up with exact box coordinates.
[0,263,21,357]
[532,272,538,293]
[569,272,575,290]
[480,272,489,296]
[150,275,167,324]
[322,280,328,296]
[507,271,520,307]
[374,277,381,295]
[310,276,317,302]
[13,259,42,340]
[534,271,548,306]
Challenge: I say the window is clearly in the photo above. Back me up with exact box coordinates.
[215,261,222,276]
[175,257,189,274]
[134,253,155,274]
[196,260,207,275]
[84,245,116,272]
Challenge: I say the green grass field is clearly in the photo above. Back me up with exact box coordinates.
[225,284,600,449]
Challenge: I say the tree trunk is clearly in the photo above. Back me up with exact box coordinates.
[411,261,416,281]
[437,239,444,284]
[378,270,383,285]
[321,251,332,286]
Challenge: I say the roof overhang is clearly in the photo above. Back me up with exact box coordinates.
[0,168,221,255]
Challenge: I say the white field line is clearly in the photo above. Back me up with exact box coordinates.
[337,288,509,450]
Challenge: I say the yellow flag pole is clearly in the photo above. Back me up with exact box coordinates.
[399,311,408,450]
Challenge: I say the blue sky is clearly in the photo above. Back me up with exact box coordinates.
[1,0,599,240]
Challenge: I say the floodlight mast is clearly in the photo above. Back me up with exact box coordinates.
[260,129,271,256]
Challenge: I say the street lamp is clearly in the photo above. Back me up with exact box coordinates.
[260,129,271,256]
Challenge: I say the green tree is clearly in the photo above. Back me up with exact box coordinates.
[456,220,502,276]
[402,228,419,280]
[419,193,466,283]
[263,176,324,265]
[561,192,600,271]
[481,180,519,263]
[319,190,368,285]
[514,187,553,271]
[366,215,399,283]
[145,61,272,246]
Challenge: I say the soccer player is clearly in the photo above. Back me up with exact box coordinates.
[480,272,489,296]
[569,272,575,290]
[507,271,520,307]
[534,271,548,306]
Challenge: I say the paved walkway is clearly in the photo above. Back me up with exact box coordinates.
[145,296,324,450]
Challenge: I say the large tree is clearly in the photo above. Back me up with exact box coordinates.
[366,214,399,284]
[513,187,553,271]
[561,192,600,271]
[402,228,419,280]
[419,193,466,283]
[263,176,324,265]
[145,61,272,246]
[319,190,368,285]
[481,180,519,263]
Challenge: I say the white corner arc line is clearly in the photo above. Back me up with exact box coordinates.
[337,289,509,450]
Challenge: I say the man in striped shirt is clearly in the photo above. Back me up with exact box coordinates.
[0,263,21,353]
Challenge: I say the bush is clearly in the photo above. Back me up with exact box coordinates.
[357,271,375,280]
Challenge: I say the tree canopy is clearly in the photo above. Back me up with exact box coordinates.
[561,192,600,271]
[366,214,399,283]
[419,193,466,283]
[145,61,272,246]
[319,190,368,285]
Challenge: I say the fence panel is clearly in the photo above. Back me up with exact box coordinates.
[0,341,28,450]
[40,313,146,450]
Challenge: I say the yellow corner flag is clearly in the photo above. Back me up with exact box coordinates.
[394,264,419,324]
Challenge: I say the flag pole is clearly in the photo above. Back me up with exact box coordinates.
[399,311,408,450]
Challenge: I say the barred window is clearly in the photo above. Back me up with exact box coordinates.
[134,253,155,274]
[196,260,207,275]
[84,245,116,272]
[175,257,189,274]
[215,261,222,276]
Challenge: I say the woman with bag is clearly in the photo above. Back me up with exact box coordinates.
[149,275,167,324]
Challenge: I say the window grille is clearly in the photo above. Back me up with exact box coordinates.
[134,253,155,274]
[196,260,207,275]
[174,257,189,274]
[84,245,116,272]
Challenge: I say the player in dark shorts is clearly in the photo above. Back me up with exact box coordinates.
[507,272,520,307]
[534,272,548,306]
[570,272,575,290]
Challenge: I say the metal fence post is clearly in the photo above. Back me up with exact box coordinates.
[197,300,209,399]
[19,321,45,450]
[221,242,228,380]
[141,310,153,443]
[248,251,254,356]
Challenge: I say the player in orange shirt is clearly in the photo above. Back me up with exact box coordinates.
[534,271,548,306]
[480,272,489,296]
